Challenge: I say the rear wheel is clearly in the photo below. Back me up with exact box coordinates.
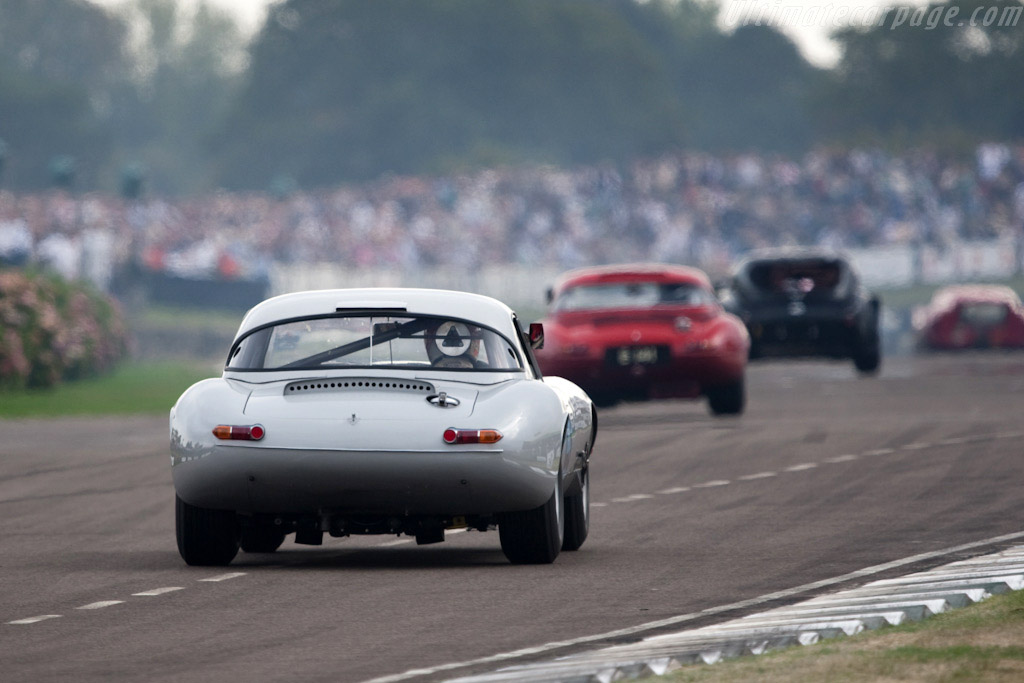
[853,343,881,374]
[499,453,564,564]
[562,466,589,551]
[706,378,745,416]
[175,495,240,566]
[240,525,286,553]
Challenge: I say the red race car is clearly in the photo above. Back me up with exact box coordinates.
[535,264,750,415]
[914,284,1024,351]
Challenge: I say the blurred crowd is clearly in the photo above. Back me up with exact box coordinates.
[1,144,1023,289]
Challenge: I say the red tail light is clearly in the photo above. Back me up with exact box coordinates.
[443,428,503,445]
[213,424,265,441]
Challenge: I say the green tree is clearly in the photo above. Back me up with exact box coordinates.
[0,0,127,188]
[818,0,1024,145]
[107,0,248,194]
[213,0,690,188]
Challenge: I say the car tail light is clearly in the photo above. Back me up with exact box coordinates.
[443,428,503,445]
[213,424,265,441]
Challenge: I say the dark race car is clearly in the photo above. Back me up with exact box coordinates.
[720,248,881,374]
[534,263,749,415]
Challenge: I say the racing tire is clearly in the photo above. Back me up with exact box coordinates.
[561,466,589,551]
[706,378,745,416]
[176,495,240,566]
[240,525,286,553]
[499,460,564,564]
[853,347,881,374]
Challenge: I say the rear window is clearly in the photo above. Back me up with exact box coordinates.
[959,303,1008,327]
[747,260,843,294]
[554,282,714,311]
[228,313,523,371]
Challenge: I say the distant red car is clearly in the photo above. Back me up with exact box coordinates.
[914,284,1024,350]
[535,264,750,415]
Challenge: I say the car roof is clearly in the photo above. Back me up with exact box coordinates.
[932,284,1022,308]
[736,247,850,268]
[551,263,712,294]
[234,288,518,340]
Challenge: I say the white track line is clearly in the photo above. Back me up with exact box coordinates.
[737,472,776,481]
[199,573,246,582]
[132,587,184,597]
[824,455,858,464]
[785,463,817,472]
[359,530,1024,683]
[7,615,61,625]
[657,487,691,495]
[692,480,730,488]
[76,601,124,610]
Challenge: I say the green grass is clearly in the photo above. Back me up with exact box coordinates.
[654,588,1024,682]
[132,305,242,333]
[0,361,220,418]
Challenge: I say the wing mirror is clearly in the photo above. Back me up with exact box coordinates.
[528,322,544,350]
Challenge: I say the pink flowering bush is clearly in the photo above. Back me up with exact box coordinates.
[0,270,128,389]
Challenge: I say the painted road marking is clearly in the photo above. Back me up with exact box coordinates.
[76,601,124,610]
[738,472,777,480]
[657,487,691,495]
[198,573,247,583]
[7,615,61,625]
[360,530,1024,683]
[380,539,412,546]
[612,494,655,503]
[591,502,608,507]
[132,587,184,597]
[785,463,817,472]
[693,480,730,488]
[863,448,895,456]
[902,443,931,451]
[824,455,858,464]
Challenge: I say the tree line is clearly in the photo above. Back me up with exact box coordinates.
[0,0,1021,195]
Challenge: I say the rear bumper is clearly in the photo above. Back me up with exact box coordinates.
[543,351,745,399]
[747,313,865,359]
[172,446,555,516]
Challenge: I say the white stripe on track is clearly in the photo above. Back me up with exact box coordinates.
[132,587,184,597]
[76,601,124,610]
[7,615,61,625]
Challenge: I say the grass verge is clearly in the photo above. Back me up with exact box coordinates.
[0,361,219,418]
[656,588,1024,682]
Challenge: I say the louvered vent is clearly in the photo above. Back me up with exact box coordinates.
[285,378,435,395]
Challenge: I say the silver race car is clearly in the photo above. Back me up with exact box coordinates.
[170,288,596,565]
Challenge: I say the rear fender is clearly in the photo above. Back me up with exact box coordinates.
[170,378,251,467]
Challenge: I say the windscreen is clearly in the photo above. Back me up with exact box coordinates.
[554,282,714,311]
[227,314,523,371]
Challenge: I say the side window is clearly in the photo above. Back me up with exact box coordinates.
[512,314,543,379]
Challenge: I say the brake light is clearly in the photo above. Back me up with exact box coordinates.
[213,424,265,441]
[443,428,503,445]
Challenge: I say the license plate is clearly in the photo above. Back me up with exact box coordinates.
[608,345,663,366]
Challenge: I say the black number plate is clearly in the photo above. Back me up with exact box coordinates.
[606,345,667,367]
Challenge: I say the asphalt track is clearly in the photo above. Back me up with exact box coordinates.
[2,353,1023,682]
